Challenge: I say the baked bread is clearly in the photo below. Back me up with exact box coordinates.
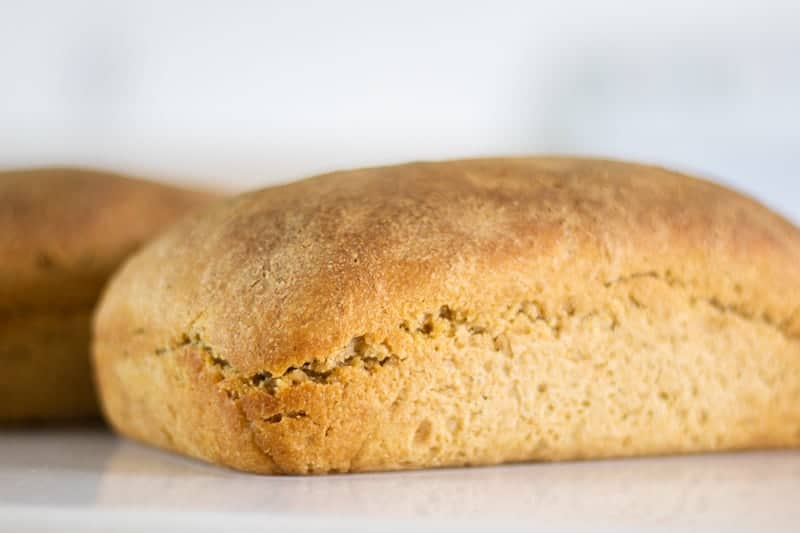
[93,157,800,474]
[0,167,218,421]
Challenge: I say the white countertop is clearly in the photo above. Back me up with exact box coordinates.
[1,426,798,532]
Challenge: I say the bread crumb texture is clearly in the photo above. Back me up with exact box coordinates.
[93,157,800,473]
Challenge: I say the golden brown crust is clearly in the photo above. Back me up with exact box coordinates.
[96,157,800,374]
[93,157,800,473]
[0,167,220,421]
[0,167,218,314]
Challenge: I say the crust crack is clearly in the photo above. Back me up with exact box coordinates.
[150,269,797,400]
[605,270,797,341]
[153,333,402,397]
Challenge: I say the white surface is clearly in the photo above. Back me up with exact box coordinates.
[1,427,799,532]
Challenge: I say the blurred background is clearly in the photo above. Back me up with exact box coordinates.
[1,0,798,221]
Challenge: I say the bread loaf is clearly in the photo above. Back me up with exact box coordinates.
[93,157,800,473]
[0,167,218,421]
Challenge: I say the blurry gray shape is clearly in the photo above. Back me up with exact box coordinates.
[537,50,739,151]
[63,29,132,137]
[534,42,800,222]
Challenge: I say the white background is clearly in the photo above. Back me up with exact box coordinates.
[1,0,798,221]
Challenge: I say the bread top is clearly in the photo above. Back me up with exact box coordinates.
[94,157,800,375]
[0,167,219,314]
